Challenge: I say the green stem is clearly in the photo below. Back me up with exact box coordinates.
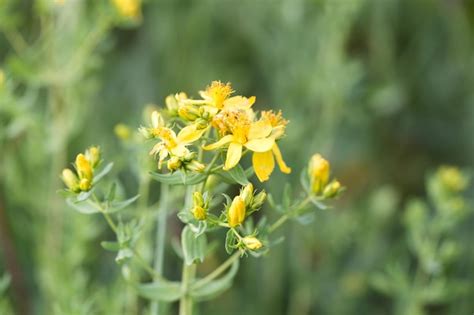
[268,195,313,233]
[192,251,240,290]
[150,184,170,315]
[179,263,196,315]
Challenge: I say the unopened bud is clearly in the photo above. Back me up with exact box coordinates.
[240,183,254,206]
[186,160,205,172]
[191,206,207,220]
[75,154,93,181]
[151,111,164,129]
[86,146,101,168]
[167,156,182,171]
[138,126,153,139]
[251,190,266,210]
[79,178,91,191]
[178,105,200,121]
[193,191,204,207]
[61,169,79,192]
[228,196,246,227]
[308,154,330,194]
[323,180,341,198]
[242,236,263,250]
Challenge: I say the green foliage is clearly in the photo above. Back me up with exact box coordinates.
[0,0,473,315]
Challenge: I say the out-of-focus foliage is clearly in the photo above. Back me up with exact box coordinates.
[0,0,473,314]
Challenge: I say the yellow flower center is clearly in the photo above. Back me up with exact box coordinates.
[205,81,233,109]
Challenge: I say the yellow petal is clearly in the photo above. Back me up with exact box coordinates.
[177,125,208,144]
[244,137,275,152]
[223,142,243,170]
[223,96,256,109]
[252,151,275,182]
[202,135,234,151]
[248,120,273,140]
[272,144,291,174]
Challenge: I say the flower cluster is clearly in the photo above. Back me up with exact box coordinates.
[140,81,291,182]
[61,147,101,192]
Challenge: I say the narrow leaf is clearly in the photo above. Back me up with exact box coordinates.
[136,279,182,302]
[190,259,240,301]
[93,162,114,184]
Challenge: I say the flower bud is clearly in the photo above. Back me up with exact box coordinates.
[186,160,205,172]
[165,94,179,114]
[61,169,79,192]
[323,180,341,199]
[114,124,131,141]
[86,146,101,168]
[308,154,330,194]
[178,104,200,121]
[251,190,266,210]
[151,111,164,129]
[193,191,204,207]
[191,205,207,220]
[242,236,263,250]
[240,183,254,206]
[228,196,246,227]
[138,126,153,139]
[79,178,91,191]
[167,156,182,171]
[75,154,93,181]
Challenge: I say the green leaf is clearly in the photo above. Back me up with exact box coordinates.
[107,182,117,202]
[100,241,120,252]
[106,195,140,213]
[190,259,240,301]
[93,162,114,185]
[181,226,207,265]
[66,198,100,214]
[150,171,207,186]
[300,168,310,193]
[135,279,182,302]
[227,164,249,185]
[225,229,236,254]
[76,189,94,202]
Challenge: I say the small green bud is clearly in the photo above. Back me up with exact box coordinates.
[240,183,254,206]
[323,180,341,199]
[251,190,266,210]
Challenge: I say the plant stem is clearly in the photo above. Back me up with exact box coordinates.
[179,263,196,315]
[150,184,169,315]
[192,251,240,290]
[268,196,313,233]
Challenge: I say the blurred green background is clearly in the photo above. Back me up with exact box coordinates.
[1,0,473,314]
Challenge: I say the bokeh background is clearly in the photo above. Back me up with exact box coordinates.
[1,0,473,314]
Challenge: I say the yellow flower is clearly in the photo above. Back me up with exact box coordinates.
[113,0,141,20]
[242,236,263,250]
[240,183,254,206]
[251,110,291,181]
[199,81,234,109]
[308,154,330,194]
[228,196,246,227]
[204,111,273,167]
